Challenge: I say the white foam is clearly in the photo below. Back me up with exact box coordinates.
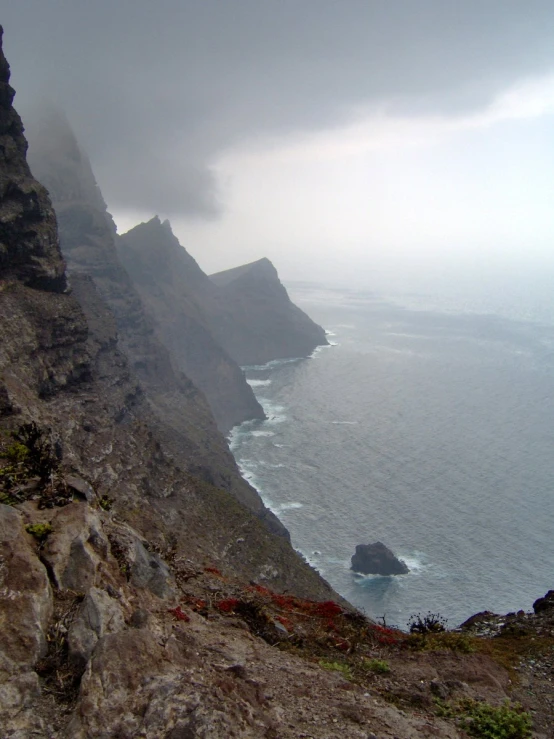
[247,379,272,387]
[276,501,303,511]
[242,357,303,371]
[310,343,336,358]
[251,429,275,437]
[399,555,425,573]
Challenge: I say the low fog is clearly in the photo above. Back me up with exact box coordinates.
[4,1,554,295]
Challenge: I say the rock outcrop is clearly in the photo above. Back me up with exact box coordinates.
[210,257,329,366]
[351,541,409,576]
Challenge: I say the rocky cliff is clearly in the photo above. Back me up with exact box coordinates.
[210,258,329,366]
[26,111,265,437]
[117,216,265,433]
[118,220,328,375]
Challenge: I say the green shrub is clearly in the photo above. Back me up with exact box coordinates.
[363,658,390,673]
[25,522,53,541]
[441,699,532,738]
[319,660,353,680]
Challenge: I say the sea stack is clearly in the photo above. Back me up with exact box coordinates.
[351,542,409,576]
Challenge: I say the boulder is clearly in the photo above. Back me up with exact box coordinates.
[350,542,409,576]
[533,590,554,614]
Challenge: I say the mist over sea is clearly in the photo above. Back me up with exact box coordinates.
[229,281,554,629]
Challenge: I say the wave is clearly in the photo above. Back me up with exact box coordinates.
[247,379,272,387]
[242,356,304,371]
[310,343,337,358]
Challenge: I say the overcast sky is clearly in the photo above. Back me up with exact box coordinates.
[4,1,554,295]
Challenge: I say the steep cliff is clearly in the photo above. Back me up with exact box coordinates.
[27,111,263,450]
[118,218,328,373]
[0,44,65,292]
[210,258,329,366]
[116,216,265,433]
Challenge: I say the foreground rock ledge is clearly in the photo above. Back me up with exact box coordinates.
[351,541,409,576]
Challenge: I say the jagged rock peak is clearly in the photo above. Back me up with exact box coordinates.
[0,26,66,292]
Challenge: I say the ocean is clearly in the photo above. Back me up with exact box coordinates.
[229,283,554,629]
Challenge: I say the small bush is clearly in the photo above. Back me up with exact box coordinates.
[98,495,114,511]
[408,630,476,653]
[363,658,390,673]
[458,699,532,739]
[407,612,448,634]
[25,522,52,541]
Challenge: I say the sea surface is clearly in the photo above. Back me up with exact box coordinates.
[229,283,554,629]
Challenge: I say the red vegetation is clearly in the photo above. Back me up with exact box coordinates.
[168,606,190,622]
[204,566,222,576]
[216,598,240,613]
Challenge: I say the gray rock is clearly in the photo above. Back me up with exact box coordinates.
[68,586,125,668]
[130,538,175,600]
[41,503,108,591]
[65,474,96,504]
[351,542,409,576]
[129,608,149,628]
[0,505,53,734]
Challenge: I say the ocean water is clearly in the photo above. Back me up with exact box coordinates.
[229,284,554,629]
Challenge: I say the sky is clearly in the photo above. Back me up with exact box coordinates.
[3,1,554,295]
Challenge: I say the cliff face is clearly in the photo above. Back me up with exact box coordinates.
[210,258,329,366]
[117,216,265,433]
[0,36,65,292]
[118,221,328,375]
[27,111,263,455]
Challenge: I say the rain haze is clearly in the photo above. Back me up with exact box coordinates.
[4,1,554,299]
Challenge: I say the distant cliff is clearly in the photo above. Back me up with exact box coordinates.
[210,257,329,366]
[117,216,265,432]
[118,221,328,374]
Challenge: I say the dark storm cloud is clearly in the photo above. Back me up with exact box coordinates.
[3,0,554,217]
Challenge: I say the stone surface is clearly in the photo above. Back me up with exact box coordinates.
[129,537,175,600]
[68,586,125,668]
[351,541,409,576]
[0,504,52,734]
[65,474,96,504]
[41,503,108,591]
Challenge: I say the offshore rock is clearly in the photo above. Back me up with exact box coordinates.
[351,541,409,576]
